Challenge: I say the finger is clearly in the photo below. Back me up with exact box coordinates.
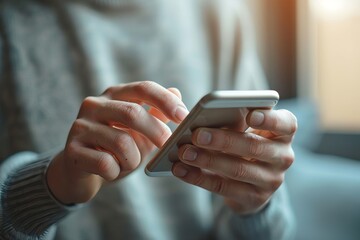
[67,144,120,181]
[148,106,170,124]
[71,119,142,172]
[247,109,298,137]
[191,128,295,168]
[102,81,188,123]
[172,162,270,212]
[128,128,157,155]
[178,145,281,189]
[147,87,183,124]
[79,98,172,147]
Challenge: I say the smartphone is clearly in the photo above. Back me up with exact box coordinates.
[145,90,279,177]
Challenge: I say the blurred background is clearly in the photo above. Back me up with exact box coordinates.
[248,0,360,153]
[244,0,360,239]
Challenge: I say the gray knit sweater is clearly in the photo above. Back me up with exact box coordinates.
[0,0,295,239]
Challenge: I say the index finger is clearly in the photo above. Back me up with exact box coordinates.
[247,109,298,136]
[102,81,188,123]
[148,87,183,124]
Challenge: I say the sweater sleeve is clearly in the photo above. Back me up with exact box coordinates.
[213,184,296,240]
[0,152,77,240]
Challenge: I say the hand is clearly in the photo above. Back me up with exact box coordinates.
[47,81,188,204]
[172,109,297,215]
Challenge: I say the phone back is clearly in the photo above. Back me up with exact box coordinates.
[145,90,279,176]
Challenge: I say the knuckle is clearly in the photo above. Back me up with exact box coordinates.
[66,141,80,157]
[282,110,298,135]
[211,178,227,195]
[222,134,235,151]
[114,133,141,170]
[290,114,298,135]
[112,134,141,170]
[135,81,157,94]
[102,86,115,97]
[193,174,206,188]
[113,133,133,151]
[123,103,144,123]
[203,152,216,170]
[158,91,177,108]
[269,175,284,191]
[70,119,89,135]
[78,97,104,120]
[280,148,295,170]
[101,85,122,97]
[233,163,248,180]
[127,157,141,171]
[248,134,264,157]
[252,189,270,207]
[80,96,100,113]
[96,153,114,175]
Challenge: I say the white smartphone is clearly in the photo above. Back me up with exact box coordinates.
[145,90,279,177]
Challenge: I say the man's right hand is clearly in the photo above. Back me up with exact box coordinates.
[46,81,188,204]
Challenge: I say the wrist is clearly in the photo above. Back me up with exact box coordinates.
[46,151,72,205]
[46,151,104,204]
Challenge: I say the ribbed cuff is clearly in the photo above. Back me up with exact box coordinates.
[1,155,73,239]
[216,184,296,240]
[235,185,295,239]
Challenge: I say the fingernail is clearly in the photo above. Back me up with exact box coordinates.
[250,111,265,126]
[183,147,198,161]
[173,164,188,177]
[175,106,189,122]
[197,130,212,145]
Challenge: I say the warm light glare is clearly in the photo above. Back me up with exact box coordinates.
[310,0,360,131]
[311,0,360,20]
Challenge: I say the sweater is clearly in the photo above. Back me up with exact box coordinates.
[0,0,295,239]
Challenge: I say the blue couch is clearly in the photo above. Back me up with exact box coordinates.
[279,99,360,240]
